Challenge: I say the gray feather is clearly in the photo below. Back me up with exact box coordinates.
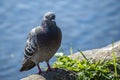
[20,59,36,72]
[24,28,38,57]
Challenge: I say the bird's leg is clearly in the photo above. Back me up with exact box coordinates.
[37,64,42,74]
[46,61,55,71]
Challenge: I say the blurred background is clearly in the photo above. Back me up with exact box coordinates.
[0,0,120,80]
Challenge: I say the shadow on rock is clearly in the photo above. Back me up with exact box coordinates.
[21,68,78,80]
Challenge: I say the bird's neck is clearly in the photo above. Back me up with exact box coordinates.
[41,20,57,29]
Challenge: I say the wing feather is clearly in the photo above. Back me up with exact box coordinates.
[24,28,38,58]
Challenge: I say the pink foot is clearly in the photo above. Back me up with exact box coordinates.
[37,64,42,74]
[46,61,56,72]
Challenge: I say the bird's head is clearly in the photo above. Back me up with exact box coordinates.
[43,12,55,21]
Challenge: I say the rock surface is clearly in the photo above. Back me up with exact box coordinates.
[21,68,77,80]
[21,41,120,80]
[70,41,120,63]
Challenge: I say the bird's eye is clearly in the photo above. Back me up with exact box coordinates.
[45,15,49,19]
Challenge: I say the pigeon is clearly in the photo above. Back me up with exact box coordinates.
[20,12,62,74]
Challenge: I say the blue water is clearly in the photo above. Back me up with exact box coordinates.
[0,0,120,80]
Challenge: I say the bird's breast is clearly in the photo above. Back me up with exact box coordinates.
[37,29,60,47]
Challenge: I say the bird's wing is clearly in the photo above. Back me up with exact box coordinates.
[20,28,39,71]
[24,28,38,59]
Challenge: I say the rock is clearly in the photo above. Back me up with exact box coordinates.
[21,75,46,80]
[21,41,120,80]
[21,68,77,80]
[70,41,120,63]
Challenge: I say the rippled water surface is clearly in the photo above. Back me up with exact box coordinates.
[0,0,120,80]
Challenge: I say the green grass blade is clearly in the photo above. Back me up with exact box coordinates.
[70,46,73,55]
[78,50,90,64]
[95,60,100,68]
[112,41,118,78]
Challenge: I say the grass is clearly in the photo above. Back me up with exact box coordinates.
[53,49,120,80]
[112,42,118,78]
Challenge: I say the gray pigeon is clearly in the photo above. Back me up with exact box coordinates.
[20,12,62,74]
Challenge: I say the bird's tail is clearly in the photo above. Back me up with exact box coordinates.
[20,59,36,72]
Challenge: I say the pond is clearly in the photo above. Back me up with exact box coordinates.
[0,0,120,80]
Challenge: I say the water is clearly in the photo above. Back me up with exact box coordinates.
[0,0,120,80]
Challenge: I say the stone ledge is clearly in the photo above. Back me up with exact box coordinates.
[21,68,77,80]
[21,41,120,80]
[70,41,120,63]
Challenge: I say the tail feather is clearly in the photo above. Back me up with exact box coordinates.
[20,59,36,72]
